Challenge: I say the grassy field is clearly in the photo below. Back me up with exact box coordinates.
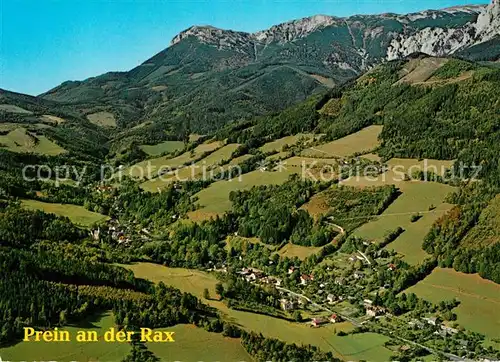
[0,104,33,114]
[21,199,109,227]
[0,312,130,362]
[0,128,66,155]
[124,263,394,361]
[406,268,500,338]
[147,324,252,362]
[259,134,315,153]
[140,141,185,156]
[277,243,322,260]
[340,158,456,265]
[0,310,253,362]
[188,169,296,221]
[351,182,455,264]
[86,111,117,127]
[127,140,223,179]
[41,114,66,124]
[301,126,382,158]
[225,236,275,251]
[141,143,240,192]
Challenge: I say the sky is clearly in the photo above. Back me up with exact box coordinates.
[0,0,487,95]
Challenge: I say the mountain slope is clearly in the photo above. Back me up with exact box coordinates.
[38,2,499,143]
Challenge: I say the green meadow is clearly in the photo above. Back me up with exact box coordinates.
[302,126,382,158]
[21,199,109,227]
[140,140,185,156]
[406,268,500,338]
[0,128,66,155]
[0,312,130,362]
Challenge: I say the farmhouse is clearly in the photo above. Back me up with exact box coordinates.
[280,299,296,311]
[311,318,324,327]
[366,306,386,317]
[329,314,342,323]
[300,274,314,285]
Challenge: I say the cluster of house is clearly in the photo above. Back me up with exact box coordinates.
[409,317,459,337]
[363,299,387,317]
[90,218,136,245]
[310,314,343,327]
[238,267,282,286]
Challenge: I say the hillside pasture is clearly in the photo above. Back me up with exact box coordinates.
[341,158,456,264]
[352,181,455,264]
[127,140,223,179]
[188,169,297,221]
[0,312,130,361]
[147,324,252,362]
[21,199,109,227]
[41,114,66,124]
[140,143,239,192]
[0,127,66,155]
[259,134,316,153]
[86,111,117,127]
[125,263,394,361]
[140,140,185,156]
[406,268,500,338]
[301,126,382,158]
[0,104,33,114]
[277,243,322,260]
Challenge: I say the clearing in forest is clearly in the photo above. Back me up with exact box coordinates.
[21,199,109,227]
[140,140,185,156]
[277,243,322,260]
[127,140,223,179]
[86,111,117,127]
[140,143,240,191]
[352,181,455,265]
[342,158,456,265]
[259,134,316,153]
[406,268,500,338]
[301,126,382,158]
[0,104,33,114]
[0,127,66,155]
[188,169,297,221]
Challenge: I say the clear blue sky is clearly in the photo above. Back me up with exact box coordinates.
[1,0,486,95]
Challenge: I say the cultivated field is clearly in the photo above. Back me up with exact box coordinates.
[259,134,315,153]
[21,199,109,227]
[0,128,66,155]
[86,111,117,127]
[147,324,252,361]
[301,126,382,158]
[406,268,500,338]
[0,312,130,361]
[124,263,394,361]
[140,140,185,156]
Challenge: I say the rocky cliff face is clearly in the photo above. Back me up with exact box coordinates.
[387,0,499,60]
[169,3,498,71]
